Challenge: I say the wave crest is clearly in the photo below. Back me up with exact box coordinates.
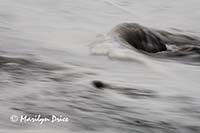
[91,23,200,63]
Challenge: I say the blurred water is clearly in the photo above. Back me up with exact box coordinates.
[0,0,200,133]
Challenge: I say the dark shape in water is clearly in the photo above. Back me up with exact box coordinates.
[91,80,156,98]
[92,80,107,89]
[111,23,200,53]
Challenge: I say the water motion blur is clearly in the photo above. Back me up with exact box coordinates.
[0,0,200,133]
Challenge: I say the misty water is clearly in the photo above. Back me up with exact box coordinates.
[0,0,200,133]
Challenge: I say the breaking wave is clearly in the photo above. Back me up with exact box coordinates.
[90,23,200,63]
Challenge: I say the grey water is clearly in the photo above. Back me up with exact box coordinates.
[0,0,200,133]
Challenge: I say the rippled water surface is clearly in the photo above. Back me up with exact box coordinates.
[0,0,200,133]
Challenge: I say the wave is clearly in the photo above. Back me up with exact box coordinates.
[90,23,200,63]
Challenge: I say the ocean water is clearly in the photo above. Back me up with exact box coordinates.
[0,0,200,132]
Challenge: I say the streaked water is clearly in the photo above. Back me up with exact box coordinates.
[0,0,200,133]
